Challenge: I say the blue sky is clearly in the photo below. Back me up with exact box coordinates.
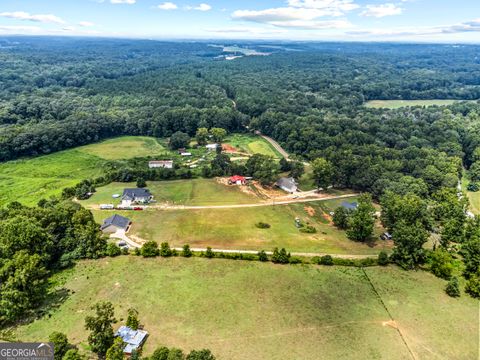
[0,0,479,42]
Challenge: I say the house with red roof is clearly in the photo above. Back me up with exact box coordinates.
[229,175,246,185]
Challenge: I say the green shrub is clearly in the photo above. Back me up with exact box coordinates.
[182,244,193,257]
[106,243,122,257]
[257,250,268,262]
[465,274,480,298]
[289,257,302,264]
[255,222,271,229]
[320,255,334,265]
[467,182,479,192]
[271,248,290,264]
[429,249,453,280]
[141,241,159,257]
[299,225,317,233]
[445,277,461,297]
[378,251,389,266]
[205,247,215,258]
[160,242,173,257]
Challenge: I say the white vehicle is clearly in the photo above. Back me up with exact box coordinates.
[100,204,114,210]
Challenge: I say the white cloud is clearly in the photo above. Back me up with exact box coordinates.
[207,27,288,35]
[158,2,178,10]
[348,18,480,37]
[360,3,403,18]
[186,3,212,11]
[0,11,65,24]
[288,0,359,12]
[78,21,95,27]
[232,7,353,29]
[110,0,136,4]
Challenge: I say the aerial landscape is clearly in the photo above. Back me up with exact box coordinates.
[0,1,479,360]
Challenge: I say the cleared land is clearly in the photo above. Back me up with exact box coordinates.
[92,197,389,255]
[14,257,479,360]
[80,179,261,207]
[462,175,480,214]
[364,99,470,109]
[224,134,282,158]
[0,136,166,206]
[77,136,166,160]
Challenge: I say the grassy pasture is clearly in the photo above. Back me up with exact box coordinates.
[224,133,282,158]
[13,257,479,360]
[364,99,463,109]
[92,199,389,255]
[0,136,170,206]
[77,136,166,160]
[462,175,480,214]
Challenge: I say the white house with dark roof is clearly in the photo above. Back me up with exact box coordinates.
[121,188,152,206]
[100,214,131,234]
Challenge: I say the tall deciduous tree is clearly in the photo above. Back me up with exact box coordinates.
[346,194,376,242]
[85,301,116,356]
[311,158,334,191]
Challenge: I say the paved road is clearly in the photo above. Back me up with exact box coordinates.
[259,134,289,159]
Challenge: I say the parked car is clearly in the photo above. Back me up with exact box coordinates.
[380,232,393,241]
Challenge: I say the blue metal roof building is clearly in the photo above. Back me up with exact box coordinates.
[115,326,148,354]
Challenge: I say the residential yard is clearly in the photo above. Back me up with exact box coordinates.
[80,179,261,207]
[92,200,389,255]
[13,257,479,360]
[224,133,282,158]
[364,99,465,109]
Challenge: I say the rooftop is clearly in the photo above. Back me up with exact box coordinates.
[122,188,152,199]
[115,326,148,354]
[100,214,131,231]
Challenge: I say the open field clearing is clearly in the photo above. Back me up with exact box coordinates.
[462,176,480,214]
[364,99,469,109]
[80,179,262,207]
[92,198,389,255]
[224,133,282,158]
[77,136,166,160]
[0,150,105,206]
[13,257,478,360]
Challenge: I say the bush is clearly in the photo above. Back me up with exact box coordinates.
[160,242,173,257]
[121,247,129,255]
[271,248,291,264]
[320,255,334,266]
[182,244,193,257]
[332,207,350,229]
[136,177,146,188]
[141,241,159,257]
[429,249,453,280]
[255,222,271,229]
[106,243,122,257]
[378,251,389,266]
[299,225,317,233]
[445,277,461,297]
[257,250,268,262]
[467,182,479,192]
[465,274,480,298]
[187,349,216,360]
[205,247,215,258]
[289,256,302,264]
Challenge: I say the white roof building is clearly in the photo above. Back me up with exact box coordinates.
[115,326,148,354]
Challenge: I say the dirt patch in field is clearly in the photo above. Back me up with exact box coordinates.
[382,320,398,329]
[304,206,316,217]
[129,234,146,245]
[216,177,259,198]
[222,144,238,153]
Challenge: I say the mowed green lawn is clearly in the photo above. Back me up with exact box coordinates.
[224,133,282,158]
[14,257,478,360]
[0,136,167,206]
[77,136,167,160]
[92,200,389,255]
[81,179,261,207]
[364,99,464,109]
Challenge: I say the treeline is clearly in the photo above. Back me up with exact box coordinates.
[0,200,107,324]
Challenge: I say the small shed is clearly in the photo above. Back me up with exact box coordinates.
[229,175,246,185]
[206,143,219,151]
[341,201,358,211]
[115,326,148,355]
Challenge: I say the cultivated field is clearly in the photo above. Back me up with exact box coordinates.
[13,257,479,360]
[91,197,389,255]
[224,133,282,158]
[364,99,461,109]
